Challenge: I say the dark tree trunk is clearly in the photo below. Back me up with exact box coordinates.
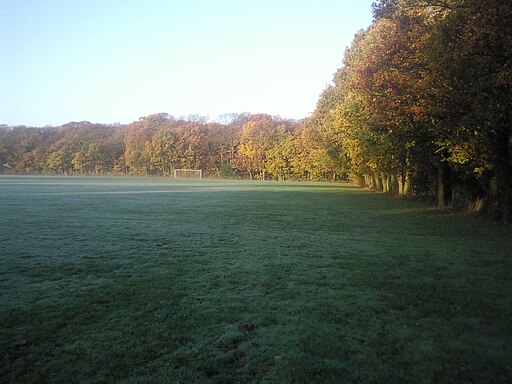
[493,124,512,223]
[437,160,452,207]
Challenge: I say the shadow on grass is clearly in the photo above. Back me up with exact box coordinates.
[1,178,511,383]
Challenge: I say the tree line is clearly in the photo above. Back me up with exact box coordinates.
[1,0,510,221]
[0,113,339,182]
[309,0,511,222]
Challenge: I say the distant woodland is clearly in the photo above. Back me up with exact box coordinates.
[1,0,511,222]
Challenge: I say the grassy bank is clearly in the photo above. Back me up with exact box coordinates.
[1,176,511,383]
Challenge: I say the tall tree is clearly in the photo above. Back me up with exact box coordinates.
[235,115,278,180]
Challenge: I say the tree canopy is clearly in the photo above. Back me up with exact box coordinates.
[309,0,511,221]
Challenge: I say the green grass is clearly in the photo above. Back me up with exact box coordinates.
[1,176,511,384]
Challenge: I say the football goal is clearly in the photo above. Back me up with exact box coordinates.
[173,169,202,178]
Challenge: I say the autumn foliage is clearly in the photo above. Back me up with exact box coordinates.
[0,114,310,181]
[310,0,512,222]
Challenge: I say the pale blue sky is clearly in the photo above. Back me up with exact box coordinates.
[1,0,374,126]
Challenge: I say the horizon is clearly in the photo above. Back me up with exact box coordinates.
[0,111,304,129]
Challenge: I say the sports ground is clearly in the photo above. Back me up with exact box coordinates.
[1,176,511,383]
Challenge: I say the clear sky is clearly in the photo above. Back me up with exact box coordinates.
[1,0,374,126]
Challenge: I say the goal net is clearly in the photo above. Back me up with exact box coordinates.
[173,169,202,178]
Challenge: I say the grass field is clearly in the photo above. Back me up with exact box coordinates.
[1,176,511,384]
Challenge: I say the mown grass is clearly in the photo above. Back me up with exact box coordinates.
[0,176,511,383]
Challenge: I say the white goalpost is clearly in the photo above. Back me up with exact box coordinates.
[173,169,203,179]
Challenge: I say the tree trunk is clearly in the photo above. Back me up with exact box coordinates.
[493,123,512,223]
[390,174,397,194]
[397,174,404,195]
[373,173,381,191]
[364,174,371,188]
[403,172,412,195]
[437,160,452,207]
[381,173,389,193]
